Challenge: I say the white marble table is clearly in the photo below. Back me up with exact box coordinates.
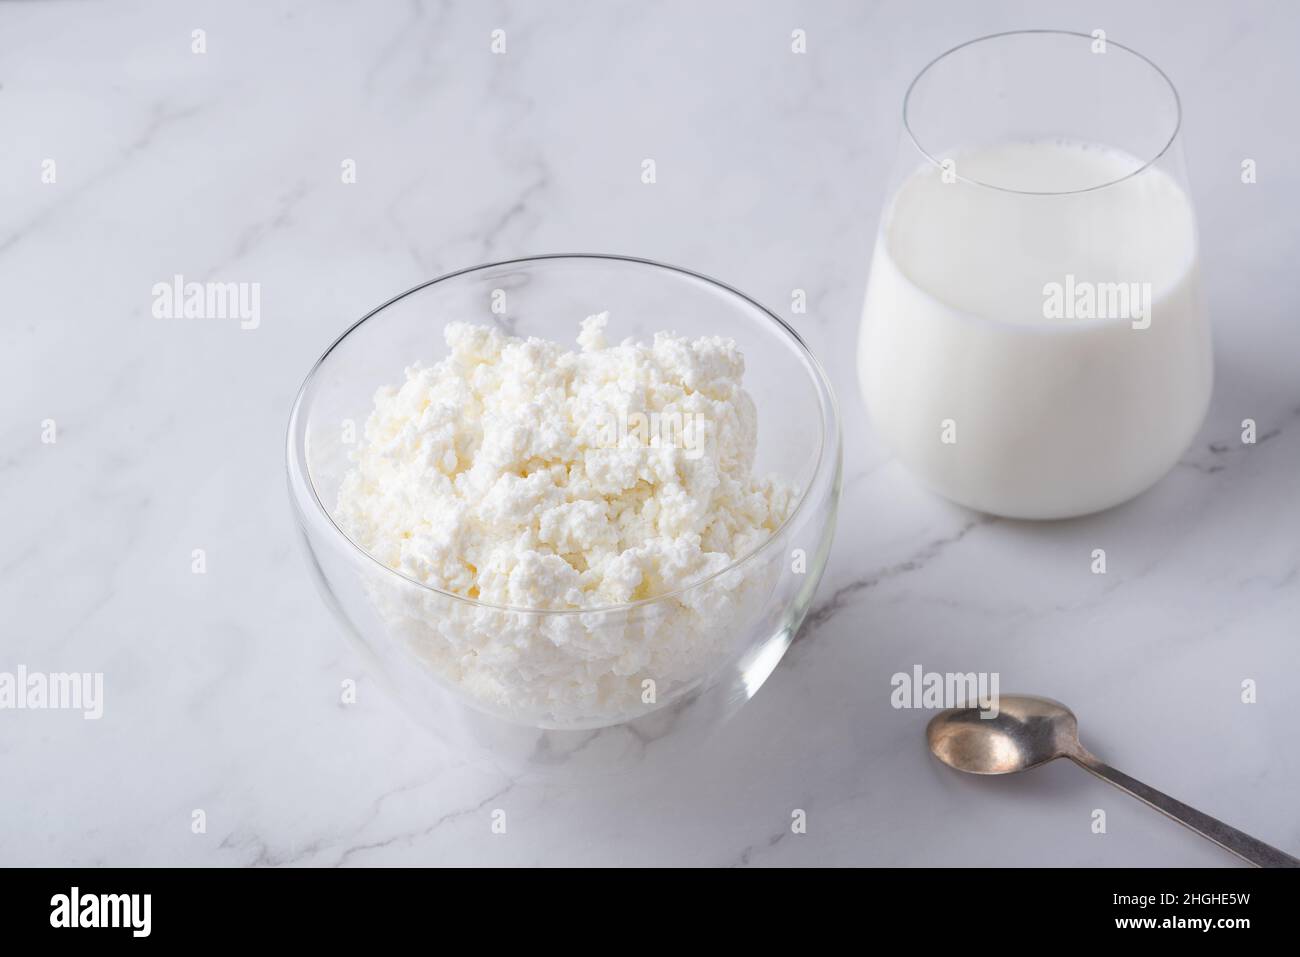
[3,0,1297,866]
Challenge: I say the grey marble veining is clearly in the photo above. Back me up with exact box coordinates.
[2,0,1297,866]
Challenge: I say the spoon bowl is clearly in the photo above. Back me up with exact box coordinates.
[927,694,1080,774]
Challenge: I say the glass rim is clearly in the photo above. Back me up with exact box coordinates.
[285,253,841,617]
[902,29,1184,196]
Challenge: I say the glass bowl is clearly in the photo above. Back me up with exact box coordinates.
[286,254,841,774]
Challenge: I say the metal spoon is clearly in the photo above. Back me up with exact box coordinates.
[926,694,1298,867]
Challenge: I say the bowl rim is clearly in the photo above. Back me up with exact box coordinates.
[286,252,841,616]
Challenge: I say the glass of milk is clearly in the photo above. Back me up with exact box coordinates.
[859,30,1211,519]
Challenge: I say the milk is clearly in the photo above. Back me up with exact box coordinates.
[858,141,1211,519]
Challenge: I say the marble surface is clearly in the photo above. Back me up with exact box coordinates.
[3,0,1298,867]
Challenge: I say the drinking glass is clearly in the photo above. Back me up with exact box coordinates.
[858,30,1211,519]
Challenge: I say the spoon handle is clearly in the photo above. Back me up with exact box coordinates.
[1069,750,1299,868]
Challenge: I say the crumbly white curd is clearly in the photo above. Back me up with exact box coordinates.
[335,315,795,725]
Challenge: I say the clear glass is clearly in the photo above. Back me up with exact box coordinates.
[859,31,1212,519]
[287,255,841,775]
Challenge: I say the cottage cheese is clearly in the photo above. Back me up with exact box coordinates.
[335,315,795,724]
